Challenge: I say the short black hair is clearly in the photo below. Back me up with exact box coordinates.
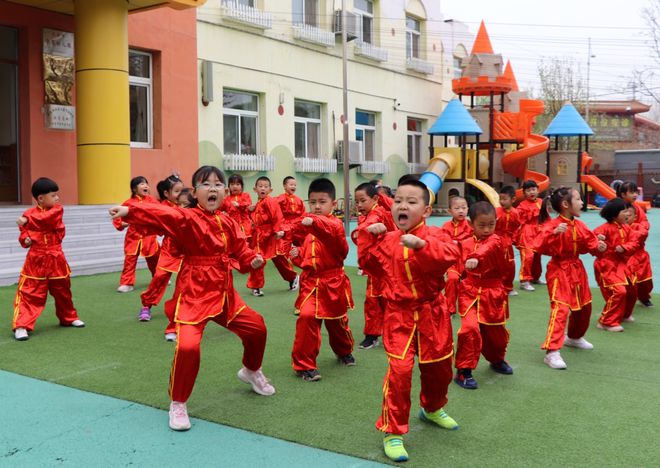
[398,173,419,185]
[397,179,430,206]
[499,185,516,198]
[522,179,538,190]
[616,181,638,197]
[191,166,225,187]
[469,201,496,220]
[448,195,467,208]
[156,175,182,199]
[600,197,630,222]
[130,176,148,196]
[308,177,335,199]
[355,181,379,198]
[228,173,244,188]
[283,176,295,185]
[448,188,460,197]
[31,177,59,199]
[255,176,271,187]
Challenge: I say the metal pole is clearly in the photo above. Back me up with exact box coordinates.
[586,38,592,122]
[342,0,350,233]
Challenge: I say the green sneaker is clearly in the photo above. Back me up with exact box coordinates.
[419,408,459,430]
[383,434,409,462]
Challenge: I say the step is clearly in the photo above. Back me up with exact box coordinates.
[0,232,126,256]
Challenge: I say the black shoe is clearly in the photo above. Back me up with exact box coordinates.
[490,361,513,375]
[359,335,379,349]
[338,354,356,366]
[641,300,653,307]
[252,289,264,297]
[298,369,322,382]
[454,369,478,389]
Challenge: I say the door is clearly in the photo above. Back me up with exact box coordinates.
[0,26,19,203]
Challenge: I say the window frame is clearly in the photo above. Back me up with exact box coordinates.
[293,0,319,27]
[406,16,421,60]
[222,89,260,156]
[355,110,376,162]
[294,99,322,159]
[407,118,423,164]
[354,0,374,44]
[128,49,153,149]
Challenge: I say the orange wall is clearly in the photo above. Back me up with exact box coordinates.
[0,1,199,204]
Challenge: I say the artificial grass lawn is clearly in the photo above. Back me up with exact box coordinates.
[2,266,659,467]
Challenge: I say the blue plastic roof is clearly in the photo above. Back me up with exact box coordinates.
[543,102,594,136]
[428,99,483,135]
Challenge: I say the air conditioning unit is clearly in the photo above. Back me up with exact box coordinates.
[333,10,359,41]
[335,140,363,166]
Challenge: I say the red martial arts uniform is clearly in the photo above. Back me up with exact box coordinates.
[534,216,601,350]
[440,218,472,314]
[516,198,543,283]
[123,203,267,403]
[363,222,460,436]
[594,222,639,327]
[495,206,521,291]
[377,193,393,211]
[289,214,354,372]
[354,204,396,337]
[113,194,160,286]
[247,196,296,288]
[455,234,510,370]
[12,204,81,331]
[221,192,253,239]
[140,200,184,310]
[629,204,653,303]
[274,192,305,281]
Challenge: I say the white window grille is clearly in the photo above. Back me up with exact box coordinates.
[129,50,153,148]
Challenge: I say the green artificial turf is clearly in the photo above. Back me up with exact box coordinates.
[1,266,659,467]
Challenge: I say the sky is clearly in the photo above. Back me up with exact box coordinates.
[440,0,657,111]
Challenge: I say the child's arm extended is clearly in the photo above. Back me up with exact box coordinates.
[300,215,348,258]
[17,223,32,248]
[109,203,186,242]
[407,231,461,275]
[225,218,262,273]
[465,236,502,272]
[22,205,63,232]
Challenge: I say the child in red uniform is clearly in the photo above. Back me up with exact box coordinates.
[109,166,275,432]
[274,176,304,291]
[247,176,292,296]
[113,176,160,293]
[517,179,544,291]
[178,188,194,208]
[12,178,85,341]
[625,208,649,322]
[363,179,460,463]
[534,187,605,369]
[221,174,253,241]
[496,186,521,296]
[353,181,396,349]
[289,178,355,382]
[594,199,638,333]
[138,175,184,322]
[440,196,472,315]
[617,181,653,307]
[454,202,513,389]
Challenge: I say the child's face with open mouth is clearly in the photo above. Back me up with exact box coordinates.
[392,185,431,232]
[193,173,225,211]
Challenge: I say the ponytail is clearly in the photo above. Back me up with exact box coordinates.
[538,186,574,224]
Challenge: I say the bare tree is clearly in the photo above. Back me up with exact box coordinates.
[536,56,586,116]
[630,0,660,104]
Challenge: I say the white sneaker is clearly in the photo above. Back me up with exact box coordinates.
[117,285,134,293]
[520,281,535,292]
[237,367,276,396]
[564,335,593,350]
[252,289,264,297]
[544,351,567,369]
[289,275,300,292]
[71,319,85,328]
[169,401,191,431]
[164,333,177,342]
[533,279,547,285]
[508,290,519,296]
[597,323,624,332]
[623,316,635,323]
[14,328,28,341]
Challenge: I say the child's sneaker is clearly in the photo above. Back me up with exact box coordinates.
[623,316,635,323]
[252,288,264,297]
[117,284,134,293]
[454,369,478,389]
[532,279,546,285]
[640,299,653,307]
[338,354,356,366]
[289,275,300,291]
[237,367,276,396]
[297,369,322,382]
[168,401,191,431]
[564,335,593,349]
[544,350,567,369]
[138,306,152,322]
[597,322,624,332]
[359,335,379,349]
[71,320,85,328]
[14,328,28,341]
[520,281,535,291]
[293,308,300,316]
[419,408,459,430]
[164,333,177,342]
[508,289,519,296]
[490,360,513,374]
[383,434,408,462]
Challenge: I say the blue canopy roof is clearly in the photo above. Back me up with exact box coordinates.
[428,99,483,136]
[543,102,594,136]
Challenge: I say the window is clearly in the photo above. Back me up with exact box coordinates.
[223,90,259,155]
[355,110,376,161]
[293,0,318,26]
[556,158,568,176]
[294,100,321,159]
[129,50,152,148]
[407,118,423,164]
[354,0,373,44]
[453,56,462,78]
[406,17,420,59]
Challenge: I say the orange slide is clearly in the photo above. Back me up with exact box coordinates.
[501,133,550,200]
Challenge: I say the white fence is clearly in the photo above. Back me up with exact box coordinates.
[223,154,275,171]
[358,160,389,175]
[406,57,434,75]
[294,157,337,173]
[220,0,272,29]
[292,23,336,47]
[354,40,388,62]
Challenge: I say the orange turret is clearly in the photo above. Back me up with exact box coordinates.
[471,20,494,54]
[503,60,519,92]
